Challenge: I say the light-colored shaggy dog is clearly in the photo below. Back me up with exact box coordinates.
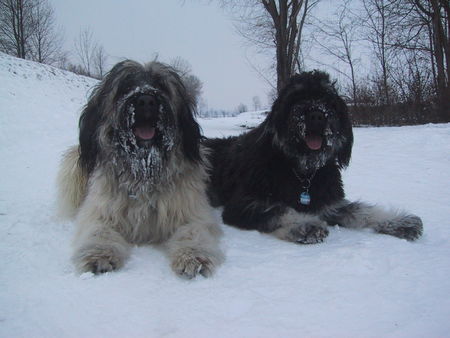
[57,60,223,278]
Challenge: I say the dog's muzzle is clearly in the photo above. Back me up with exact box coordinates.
[304,110,326,150]
[131,94,159,145]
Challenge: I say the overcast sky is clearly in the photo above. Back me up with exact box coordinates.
[49,0,273,112]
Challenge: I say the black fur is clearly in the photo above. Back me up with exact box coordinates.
[205,71,423,243]
[78,84,103,175]
[206,71,350,215]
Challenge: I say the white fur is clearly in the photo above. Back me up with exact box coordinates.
[57,60,224,278]
[320,200,423,240]
[56,146,87,219]
[57,147,224,278]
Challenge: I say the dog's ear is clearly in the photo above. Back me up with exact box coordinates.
[78,86,103,175]
[323,76,353,168]
[336,100,353,168]
[171,71,202,163]
[79,60,142,174]
[265,85,292,137]
[267,72,316,133]
[180,104,202,163]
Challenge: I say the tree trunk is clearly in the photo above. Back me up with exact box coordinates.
[263,0,307,93]
[277,0,289,92]
[430,0,449,119]
[18,0,26,58]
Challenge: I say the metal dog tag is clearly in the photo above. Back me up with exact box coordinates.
[299,192,311,205]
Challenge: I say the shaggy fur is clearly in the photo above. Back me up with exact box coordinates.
[205,71,423,244]
[57,60,223,278]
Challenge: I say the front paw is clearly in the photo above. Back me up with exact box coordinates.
[73,244,126,274]
[378,215,423,241]
[273,218,329,244]
[171,248,216,279]
[290,223,330,244]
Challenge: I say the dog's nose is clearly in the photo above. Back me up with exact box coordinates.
[306,110,326,132]
[134,94,158,118]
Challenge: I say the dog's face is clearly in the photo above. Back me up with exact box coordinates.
[78,60,201,182]
[116,77,174,150]
[268,71,353,169]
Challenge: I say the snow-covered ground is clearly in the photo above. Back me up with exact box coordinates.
[1,53,449,337]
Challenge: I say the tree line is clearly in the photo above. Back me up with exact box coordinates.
[220,0,449,125]
[2,0,448,124]
[0,0,109,79]
[0,0,204,104]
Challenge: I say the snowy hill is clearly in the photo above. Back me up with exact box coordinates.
[1,53,450,337]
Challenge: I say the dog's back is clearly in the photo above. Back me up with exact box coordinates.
[204,129,267,206]
[56,145,87,219]
[203,136,237,207]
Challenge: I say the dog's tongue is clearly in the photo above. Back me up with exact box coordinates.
[305,134,323,150]
[134,126,155,140]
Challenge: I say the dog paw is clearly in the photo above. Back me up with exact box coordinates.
[378,215,423,241]
[87,257,118,274]
[272,219,329,244]
[73,245,126,274]
[171,249,216,279]
[290,223,330,244]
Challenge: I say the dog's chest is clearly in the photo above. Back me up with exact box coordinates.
[276,166,345,212]
[115,189,180,244]
[118,193,157,243]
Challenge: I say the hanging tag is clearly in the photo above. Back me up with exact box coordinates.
[299,191,311,205]
[128,190,137,199]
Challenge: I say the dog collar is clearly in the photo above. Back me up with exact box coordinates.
[292,168,317,205]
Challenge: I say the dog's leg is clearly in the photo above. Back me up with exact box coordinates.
[72,222,130,274]
[268,208,329,244]
[222,197,329,244]
[72,205,131,274]
[167,221,224,279]
[321,200,423,241]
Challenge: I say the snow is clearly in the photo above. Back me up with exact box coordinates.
[1,52,450,337]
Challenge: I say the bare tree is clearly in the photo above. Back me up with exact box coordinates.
[93,44,107,79]
[220,0,320,93]
[313,0,360,105]
[184,74,203,105]
[28,0,64,65]
[390,49,434,105]
[378,0,449,119]
[236,103,248,113]
[411,0,449,117]
[0,0,34,58]
[170,57,203,106]
[361,0,396,106]
[73,27,109,79]
[0,0,63,64]
[252,95,262,110]
[74,27,97,77]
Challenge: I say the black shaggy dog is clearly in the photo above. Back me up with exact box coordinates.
[205,71,423,244]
